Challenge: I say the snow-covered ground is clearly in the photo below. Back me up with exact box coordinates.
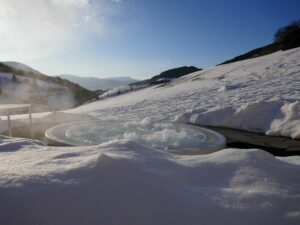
[1,48,300,224]
[99,83,149,98]
[72,48,300,139]
[1,137,300,225]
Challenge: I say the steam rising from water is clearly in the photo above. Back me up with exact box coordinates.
[0,73,76,111]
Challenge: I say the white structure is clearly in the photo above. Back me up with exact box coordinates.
[0,104,32,137]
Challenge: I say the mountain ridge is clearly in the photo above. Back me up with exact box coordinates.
[132,66,201,85]
[59,74,139,91]
[2,61,42,74]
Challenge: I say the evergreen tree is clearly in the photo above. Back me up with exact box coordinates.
[274,20,300,43]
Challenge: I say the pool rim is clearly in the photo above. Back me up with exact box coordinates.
[44,120,226,155]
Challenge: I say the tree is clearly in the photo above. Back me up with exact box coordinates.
[274,20,300,43]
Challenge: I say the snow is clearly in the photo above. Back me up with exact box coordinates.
[0,137,300,224]
[0,135,45,152]
[0,48,300,224]
[176,101,300,139]
[71,48,300,139]
[99,84,149,98]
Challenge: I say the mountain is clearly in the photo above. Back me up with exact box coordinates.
[108,76,137,82]
[2,61,42,74]
[0,62,98,112]
[59,74,139,91]
[132,66,201,85]
[149,66,201,82]
[98,66,202,98]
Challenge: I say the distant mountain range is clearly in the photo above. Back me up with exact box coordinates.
[59,74,139,91]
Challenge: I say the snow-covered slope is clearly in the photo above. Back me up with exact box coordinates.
[72,48,300,139]
[99,83,149,98]
[0,48,300,225]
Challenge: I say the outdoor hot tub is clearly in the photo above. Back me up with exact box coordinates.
[45,120,226,155]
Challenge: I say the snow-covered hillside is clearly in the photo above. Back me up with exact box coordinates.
[0,72,76,111]
[99,83,149,98]
[0,48,300,225]
[72,48,300,139]
[0,62,98,112]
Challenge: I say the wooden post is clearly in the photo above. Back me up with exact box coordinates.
[7,114,12,136]
[29,106,33,139]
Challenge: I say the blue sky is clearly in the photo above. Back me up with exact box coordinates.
[0,0,299,79]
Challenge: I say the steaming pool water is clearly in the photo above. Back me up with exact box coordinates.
[45,120,226,155]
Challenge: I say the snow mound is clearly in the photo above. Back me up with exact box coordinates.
[176,101,300,139]
[0,135,44,152]
[269,101,300,138]
[0,137,299,224]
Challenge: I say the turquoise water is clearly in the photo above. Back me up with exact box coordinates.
[65,120,208,151]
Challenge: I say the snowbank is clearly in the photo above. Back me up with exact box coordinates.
[176,101,300,139]
[0,135,44,152]
[0,137,299,225]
